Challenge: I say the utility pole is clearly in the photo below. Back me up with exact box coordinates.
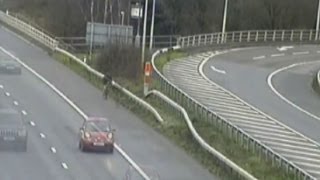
[141,0,149,65]
[104,0,108,24]
[135,0,142,47]
[89,0,94,61]
[316,0,320,40]
[221,0,228,43]
[149,0,155,50]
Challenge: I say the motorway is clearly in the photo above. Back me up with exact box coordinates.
[164,45,320,178]
[0,26,217,179]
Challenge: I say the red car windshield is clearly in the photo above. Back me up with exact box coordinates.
[85,121,111,132]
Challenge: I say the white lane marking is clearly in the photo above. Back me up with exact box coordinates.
[253,55,266,60]
[271,53,285,57]
[307,170,320,176]
[51,147,57,153]
[0,46,150,180]
[29,121,35,126]
[273,147,320,158]
[242,124,295,135]
[263,140,320,153]
[268,61,320,122]
[250,130,306,141]
[295,161,320,169]
[5,92,10,96]
[61,163,69,169]
[0,85,3,89]
[256,135,317,147]
[22,110,27,115]
[13,101,19,106]
[293,51,309,55]
[210,66,226,74]
[283,153,320,164]
[40,133,46,139]
[277,46,294,52]
[253,56,266,60]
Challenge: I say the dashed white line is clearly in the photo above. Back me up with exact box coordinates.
[61,163,69,169]
[29,121,35,126]
[0,85,3,89]
[271,53,285,57]
[5,92,10,96]
[253,56,265,60]
[22,110,27,115]
[293,51,309,55]
[40,133,46,139]
[210,66,226,74]
[13,101,19,106]
[50,147,57,153]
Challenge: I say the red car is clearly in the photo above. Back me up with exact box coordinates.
[78,117,115,153]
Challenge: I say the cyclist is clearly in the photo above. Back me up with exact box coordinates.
[102,72,112,99]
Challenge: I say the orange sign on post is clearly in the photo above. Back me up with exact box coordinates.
[144,62,152,77]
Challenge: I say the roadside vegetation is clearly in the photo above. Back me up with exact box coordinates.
[0,0,310,179]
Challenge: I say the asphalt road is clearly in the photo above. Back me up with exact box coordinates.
[202,45,320,143]
[0,25,216,180]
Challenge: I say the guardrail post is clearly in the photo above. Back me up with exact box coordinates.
[272,30,276,41]
[247,31,251,42]
[309,30,313,41]
[264,31,267,41]
[232,32,235,42]
[290,30,294,41]
[239,32,243,43]
[204,34,208,45]
[300,30,303,41]
[281,30,285,41]
[210,34,214,44]
[255,31,259,42]
[198,35,202,46]
[181,38,185,48]
[217,33,221,44]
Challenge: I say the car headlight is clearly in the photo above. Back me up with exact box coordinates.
[107,133,113,139]
[84,132,91,139]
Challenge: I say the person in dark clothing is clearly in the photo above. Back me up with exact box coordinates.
[102,72,112,99]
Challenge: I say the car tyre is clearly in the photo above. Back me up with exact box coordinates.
[79,141,86,152]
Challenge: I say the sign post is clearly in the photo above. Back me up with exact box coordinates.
[144,62,152,96]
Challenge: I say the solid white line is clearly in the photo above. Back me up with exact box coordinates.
[0,46,150,180]
[271,53,285,57]
[13,101,18,106]
[29,121,35,126]
[253,56,265,60]
[293,51,309,55]
[211,66,226,74]
[5,92,10,96]
[40,133,46,139]
[268,61,320,122]
[51,147,57,153]
[22,110,27,115]
[61,163,68,169]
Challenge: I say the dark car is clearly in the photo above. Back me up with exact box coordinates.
[79,117,115,153]
[0,108,28,152]
[0,58,22,75]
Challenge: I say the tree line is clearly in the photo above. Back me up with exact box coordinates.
[1,0,318,37]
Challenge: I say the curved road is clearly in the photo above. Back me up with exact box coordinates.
[164,45,320,178]
[0,25,216,179]
[202,45,320,142]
